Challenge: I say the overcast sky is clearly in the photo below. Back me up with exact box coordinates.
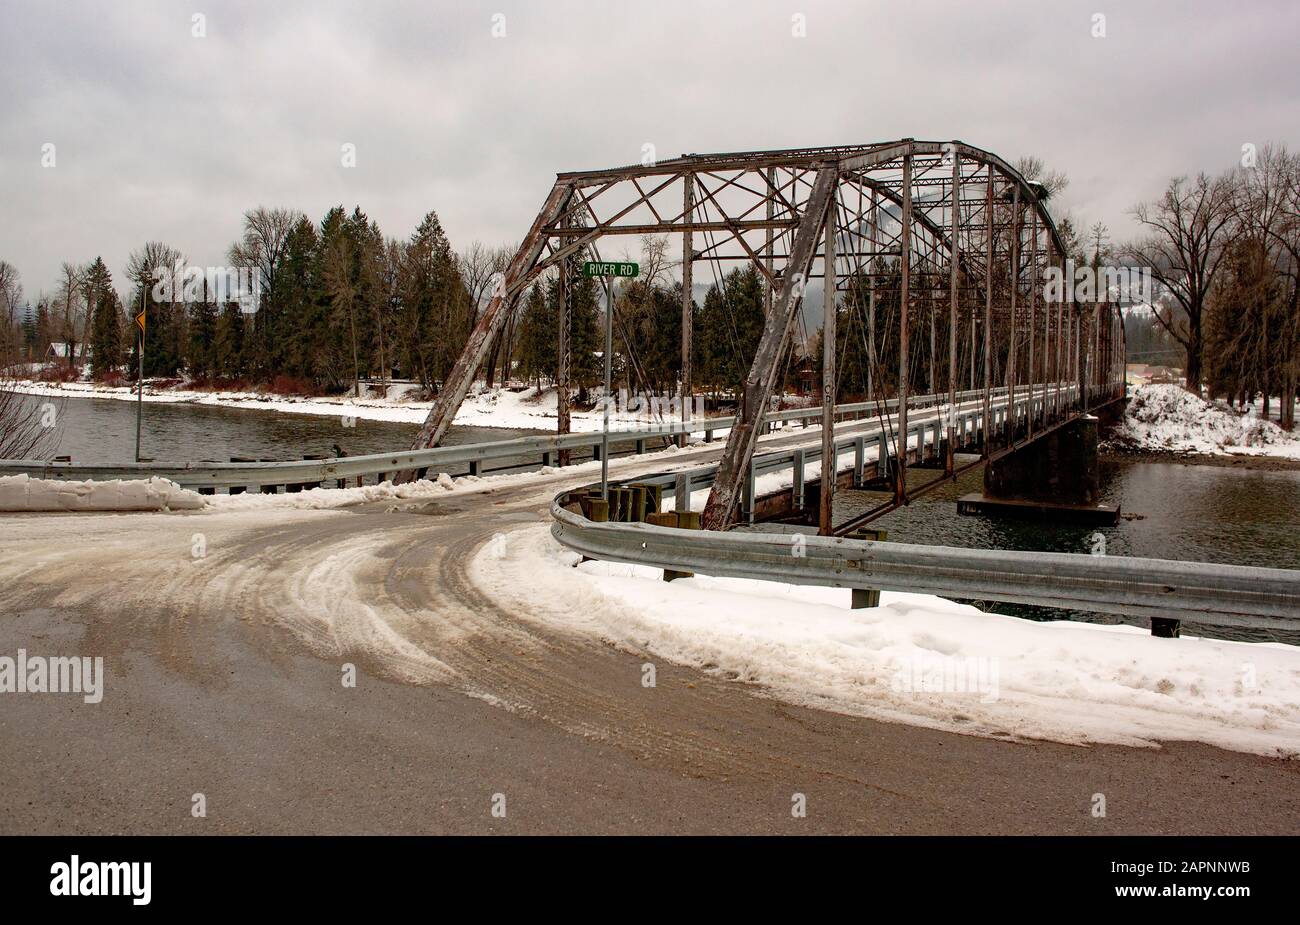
[2,0,1297,298]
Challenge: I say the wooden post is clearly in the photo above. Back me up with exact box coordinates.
[849,528,887,608]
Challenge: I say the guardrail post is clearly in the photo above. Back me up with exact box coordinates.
[658,510,701,581]
[742,458,757,524]
[542,451,554,468]
[591,443,602,462]
[849,528,887,608]
[792,449,806,510]
[853,437,865,488]
[674,473,691,512]
[635,438,646,455]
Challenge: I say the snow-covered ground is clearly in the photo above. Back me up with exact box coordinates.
[6,377,722,434]
[1106,383,1300,459]
[471,524,1300,757]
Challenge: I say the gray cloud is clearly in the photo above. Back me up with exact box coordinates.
[2,0,1297,295]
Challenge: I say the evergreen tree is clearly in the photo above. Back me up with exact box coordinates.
[187,279,218,381]
[86,257,125,378]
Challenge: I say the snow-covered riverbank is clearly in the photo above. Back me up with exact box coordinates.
[1104,383,1300,460]
[6,377,721,435]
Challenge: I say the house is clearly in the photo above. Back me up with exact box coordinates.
[45,343,92,364]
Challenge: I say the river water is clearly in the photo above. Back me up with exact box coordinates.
[11,393,1299,643]
[833,457,1300,643]
[21,392,536,464]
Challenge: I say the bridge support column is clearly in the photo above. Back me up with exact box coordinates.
[957,415,1118,525]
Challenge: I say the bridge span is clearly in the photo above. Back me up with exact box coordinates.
[403,140,1128,536]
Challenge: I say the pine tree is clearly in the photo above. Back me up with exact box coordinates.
[86,257,125,378]
[187,280,218,381]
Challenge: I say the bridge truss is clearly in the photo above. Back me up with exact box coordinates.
[404,140,1127,532]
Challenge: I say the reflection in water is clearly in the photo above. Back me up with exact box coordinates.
[13,392,537,464]
[835,456,1300,644]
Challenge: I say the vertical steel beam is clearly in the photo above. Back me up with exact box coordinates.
[895,150,913,507]
[819,203,837,535]
[557,222,572,465]
[702,166,839,530]
[1050,249,1060,415]
[1027,205,1038,437]
[680,173,694,445]
[764,166,776,316]
[867,190,878,399]
[946,149,960,477]
[983,169,994,452]
[1006,184,1020,446]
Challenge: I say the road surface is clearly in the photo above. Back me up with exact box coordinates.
[1,430,1296,834]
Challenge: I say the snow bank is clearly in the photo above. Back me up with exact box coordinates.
[470,524,1300,757]
[0,474,205,512]
[7,378,733,434]
[1107,383,1300,458]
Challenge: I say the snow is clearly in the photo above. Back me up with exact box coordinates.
[469,524,1300,757]
[0,474,205,512]
[1106,383,1300,459]
[6,378,730,435]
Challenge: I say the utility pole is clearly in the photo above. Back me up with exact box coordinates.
[134,289,146,462]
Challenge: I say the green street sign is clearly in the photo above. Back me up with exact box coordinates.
[582,261,639,278]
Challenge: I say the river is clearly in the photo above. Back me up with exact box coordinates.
[834,457,1300,644]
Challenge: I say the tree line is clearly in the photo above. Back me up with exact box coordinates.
[3,144,1297,429]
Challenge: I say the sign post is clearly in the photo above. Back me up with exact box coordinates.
[134,294,146,462]
[582,261,638,499]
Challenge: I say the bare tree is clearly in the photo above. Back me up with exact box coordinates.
[1228,144,1300,426]
[56,262,88,367]
[228,206,302,297]
[0,261,23,365]
[458,241,513,387]
[1014,155,1069,201]
[0,373,61,458]
[1123,173,1234,393]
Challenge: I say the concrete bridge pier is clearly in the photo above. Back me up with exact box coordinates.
[958,415,1119,525]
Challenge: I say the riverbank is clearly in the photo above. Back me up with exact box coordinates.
[1103,383,1300,461]
[6,377,725,435]
[1100,448,1300,471]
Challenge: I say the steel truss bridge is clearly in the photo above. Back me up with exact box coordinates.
[405,140,1127,534]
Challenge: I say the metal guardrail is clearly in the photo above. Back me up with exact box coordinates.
[0,384,1067,491]
[550,492,1300,631]
[627,385,1083,523]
